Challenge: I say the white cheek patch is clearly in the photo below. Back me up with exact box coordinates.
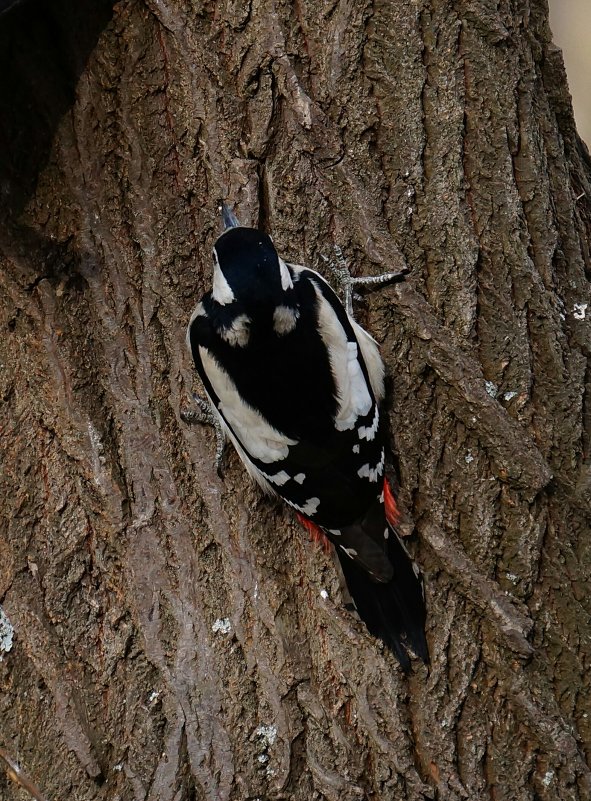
[294,473,306,484]
[212,250,236,305]
[219,314,250,347]
[199,347,297,464]
[273,304,299,335]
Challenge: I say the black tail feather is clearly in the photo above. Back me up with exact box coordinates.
[336,529,428,671]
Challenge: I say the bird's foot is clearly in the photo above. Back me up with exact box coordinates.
[322,245,409,317]
[181,393,227,475]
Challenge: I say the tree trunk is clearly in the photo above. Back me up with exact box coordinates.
[1,1,590,799]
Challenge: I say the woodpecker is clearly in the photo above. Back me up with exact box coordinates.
[186,206,428,670]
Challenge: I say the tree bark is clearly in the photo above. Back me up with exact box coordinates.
[1,1,590,799]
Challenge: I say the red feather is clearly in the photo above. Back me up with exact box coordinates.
[296,512,332,554]
[383,477,401,528]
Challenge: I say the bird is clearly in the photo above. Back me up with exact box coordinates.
[186,205,428,670]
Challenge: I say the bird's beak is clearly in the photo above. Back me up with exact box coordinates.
[221,202,240,230]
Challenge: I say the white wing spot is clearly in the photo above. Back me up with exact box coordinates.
[294,473,306,484]
[287,497,320,516]
[302,497,320,515]
[352,444,360,454]
[342,547,358,558]
[358,405,379,441]
[384,527,389,540]
[260,469,291,486]
[357,451,384,483]
[328,529,341,536]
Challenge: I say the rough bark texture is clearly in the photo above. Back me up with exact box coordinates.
[1,0,590,799]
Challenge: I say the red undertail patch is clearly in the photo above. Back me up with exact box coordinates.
[296,513,332,554]
[383,477,401,529]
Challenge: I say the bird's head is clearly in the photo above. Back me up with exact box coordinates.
[211,227,294,311]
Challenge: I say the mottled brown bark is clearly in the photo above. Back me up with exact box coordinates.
[1,0,590,799]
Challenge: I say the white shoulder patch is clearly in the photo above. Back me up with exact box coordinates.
[186,302,206,350]
[289,262,384,411]
[313,284,372,431]
[198,347,297,465]
[349,318,385,402]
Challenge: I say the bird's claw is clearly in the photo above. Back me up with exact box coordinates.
[322,245,409,317]
[181,393,227,475]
